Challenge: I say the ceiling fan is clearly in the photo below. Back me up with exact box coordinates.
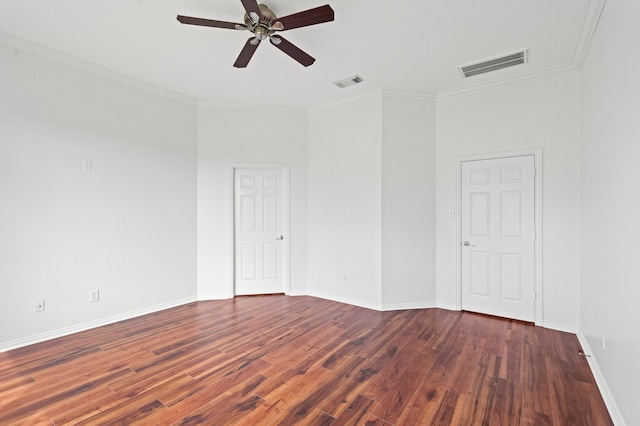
[177,0,335,68]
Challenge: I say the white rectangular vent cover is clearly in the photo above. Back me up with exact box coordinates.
[459,50,528,78]
[334,75,364,88]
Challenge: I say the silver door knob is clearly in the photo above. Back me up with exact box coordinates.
[276,235,284,240]
[463,241,475,247]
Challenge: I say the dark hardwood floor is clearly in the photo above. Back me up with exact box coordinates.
[0,295,611,425]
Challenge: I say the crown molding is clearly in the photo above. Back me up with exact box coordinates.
[0,31,198,107]
[573,0,608,69]
[308,88,384,112]
[437,64,578,100]
[309,88,436,112]
[380,89,437,102]
[197,101,306,114]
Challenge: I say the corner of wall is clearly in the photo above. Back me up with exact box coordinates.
[576,332,626,426]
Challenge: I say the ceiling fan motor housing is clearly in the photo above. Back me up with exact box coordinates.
[245,4,278,26]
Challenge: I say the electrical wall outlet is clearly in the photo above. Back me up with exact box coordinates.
[35,299,45,312]
[444,208,456,218]
[90,290,100,303]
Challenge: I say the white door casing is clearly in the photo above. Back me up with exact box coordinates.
[460,154,537,322]
[232,165,289,296]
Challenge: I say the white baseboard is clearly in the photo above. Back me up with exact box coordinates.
[435,302,459,311]
[307,291,382,311]
[307,291,438,313]
[285,291,308,297]
[382,301,436,311]
[576,332,626,426]
[0,296,197,353]
[197,293,232,301]
[542,320,578,334]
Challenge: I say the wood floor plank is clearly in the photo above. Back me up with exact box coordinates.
[359,331,431,402]
[106,346,221,394]
[427,389,461,425]
[50,385,136,425]
[371,350,433,424]
[357,412,395,425]
[0,368,132,425]
[315,353,386,417]
[330,393,376,426]
[0,374,35,398]
[521,339,554,418]
[0,296,613,425]
[143,359,271,424]
[75,397,166,425]
[393,378,442,425]
[242,364,335,424]
[452,351,495,424]
[271,355,367,424]
[144,374,268,425]
[0,346,102,383]
[490,378,523,425]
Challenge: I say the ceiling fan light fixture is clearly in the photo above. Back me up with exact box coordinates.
[254,25,269,40]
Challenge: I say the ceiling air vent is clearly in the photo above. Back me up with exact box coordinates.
[458,50,528,78]
[334,75,365,88]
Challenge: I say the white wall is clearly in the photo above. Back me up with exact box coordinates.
[308,91,437,310]
[0,43,198,350]
[308,94,383,309]
[580,1,640,424]
[197,106,308,299]
[436,72,582,330]
[381,94,437,309]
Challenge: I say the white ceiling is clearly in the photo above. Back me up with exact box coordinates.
[0,0,594,108]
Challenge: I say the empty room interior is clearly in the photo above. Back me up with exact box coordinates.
[1,0,638,424]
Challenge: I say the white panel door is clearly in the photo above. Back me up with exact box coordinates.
[461,155,535,322]
[234,168,285,295]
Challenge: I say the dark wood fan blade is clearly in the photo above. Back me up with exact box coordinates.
[177,15,241,30]
[234,38,261,68]
[241,0,261,16]
[277,5,334,31]
[271,36,315,67]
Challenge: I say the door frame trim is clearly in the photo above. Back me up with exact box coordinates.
[455,148,543,325]
[228,163,291,298]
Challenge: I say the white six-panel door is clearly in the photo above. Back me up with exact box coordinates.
[234,168,285,295]
[461,155,536,322]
